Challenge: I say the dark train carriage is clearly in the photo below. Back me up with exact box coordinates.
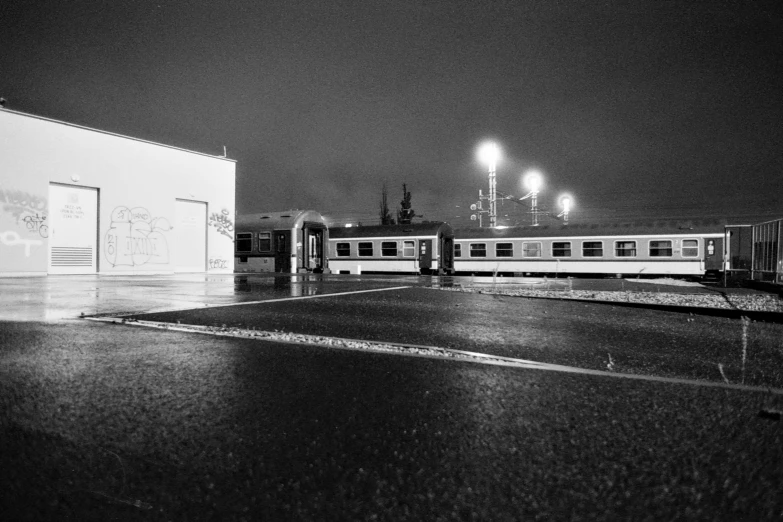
[235,210,329,274]
[328,222,455,275]
[452,220,728,278]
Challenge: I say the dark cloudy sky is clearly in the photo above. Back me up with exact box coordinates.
[2,0,781,226]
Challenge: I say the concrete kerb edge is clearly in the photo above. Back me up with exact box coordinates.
[84,316,783,396]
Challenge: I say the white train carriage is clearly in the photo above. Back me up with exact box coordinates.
[453,220,727,278]
[234,210,329,274]
[328,222,455,275]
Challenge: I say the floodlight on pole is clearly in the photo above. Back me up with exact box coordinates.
[477,142,501,227]
[557,195,572,224]
[519,170,543,226]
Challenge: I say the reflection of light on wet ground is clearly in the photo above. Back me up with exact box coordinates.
[0,274,418,322]
[234,274,323,297]
[1,273,576,322]
[429,276,569,290]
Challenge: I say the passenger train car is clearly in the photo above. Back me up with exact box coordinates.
[328,222,455,274]
[453,220,727,278]
[234,211,780,282]
[234,210,329,273]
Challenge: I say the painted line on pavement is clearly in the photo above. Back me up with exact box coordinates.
[85,316,783,396]
[87,286,414,317]
[213,285,413,307]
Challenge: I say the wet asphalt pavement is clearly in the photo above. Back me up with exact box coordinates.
[1,274,783,521]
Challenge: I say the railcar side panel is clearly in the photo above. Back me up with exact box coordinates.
[328,222,455,275]
[453,231,724,277]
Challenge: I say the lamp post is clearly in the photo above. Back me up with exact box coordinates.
[519,170,542,226]
[477,142,501,228]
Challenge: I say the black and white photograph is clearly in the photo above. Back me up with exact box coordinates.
[1,1,782,520]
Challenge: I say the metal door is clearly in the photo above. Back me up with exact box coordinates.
[441,235,454,273]
[175,200,207,273]
[274,231,291,273]
[305,226,325,272]
[704,237,723,272]
[419,239,432,272]
[723,225,752,284]
[48,183,98,274]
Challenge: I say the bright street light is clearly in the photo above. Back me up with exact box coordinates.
[525,170,542,192]
[519,169,543,226]
[558,194,573,224]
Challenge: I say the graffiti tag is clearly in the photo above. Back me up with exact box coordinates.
[209,209,234,239]
[0,230,42,257]
[22,212,49,238]
[0,189,48,222]
[104,206,171,267]
[209,258,228,269]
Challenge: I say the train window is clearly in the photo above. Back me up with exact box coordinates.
[358,242,374,257]
[454,244,462,258]
[336,242,351,257]
[582,241,603,257]
[236,233,252,252]
[258,232,272,252]
[469,243,487,257]
[552,242,572,257]
[649,240,673,257]
[682,239,699,257]
[403,240,415,257]
[615,241,637,257]
[382,241,398,257]
[522,242,541,258]
[496,243,513,257]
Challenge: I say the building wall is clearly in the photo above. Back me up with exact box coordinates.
[0,109,236,276]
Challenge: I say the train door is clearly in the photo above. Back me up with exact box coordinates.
[419,239,432,273]
[303,224,326,272]
[704,237,723,272]
[274,231,291,273]
[441,235,454,274]
[724,225,752,283]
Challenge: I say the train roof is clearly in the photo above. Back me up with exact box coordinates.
[236,210,327,230]
[329,222,453,239]
[454,219,730,239]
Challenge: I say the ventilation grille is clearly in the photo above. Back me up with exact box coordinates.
[51,247,93,267]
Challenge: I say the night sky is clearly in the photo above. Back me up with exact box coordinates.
[2,0,781,227]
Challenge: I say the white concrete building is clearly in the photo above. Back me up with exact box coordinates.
[0,108,236,276]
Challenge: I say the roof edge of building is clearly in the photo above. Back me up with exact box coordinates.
[0,107,237,163]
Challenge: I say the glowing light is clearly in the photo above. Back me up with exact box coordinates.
[525,170,542,192]
[561,196,572,212]
[477,142,501,168]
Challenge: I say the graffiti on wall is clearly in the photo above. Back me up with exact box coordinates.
[209,209,234,239]
[1,189,48,222]
[0,231,41,256]
[104,206,171,267]
[22,213,49,238]
[209,258,228,269]
[1,188,47,256]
